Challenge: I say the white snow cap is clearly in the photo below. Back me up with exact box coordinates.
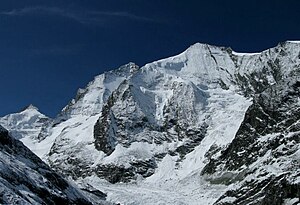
[22,104,39,111]
[286,40,300,43]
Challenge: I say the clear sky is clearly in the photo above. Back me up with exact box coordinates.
[0,0,299,117]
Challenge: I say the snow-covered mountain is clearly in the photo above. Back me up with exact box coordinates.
[0,104,52,157]
[0,125,92,204]
[1,41,300,204]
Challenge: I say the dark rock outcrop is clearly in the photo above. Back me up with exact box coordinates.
[202,42,300,204]
[0,126,92,205]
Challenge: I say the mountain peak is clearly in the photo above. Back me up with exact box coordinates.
[188,42,213,50]
[115,62,139,74]
[21,104,39,112]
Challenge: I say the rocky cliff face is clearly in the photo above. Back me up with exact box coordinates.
[0,125,92,205]
[1,41,300,204]
[202,41,300,204]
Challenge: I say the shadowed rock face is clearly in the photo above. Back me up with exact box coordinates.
[203,81,300,173]
[201,43,300,204]
[0,126,92,205]
[93,78,208,182]
[215,174,300,205]
[94,159,157,184]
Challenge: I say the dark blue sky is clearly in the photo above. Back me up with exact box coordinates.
[0,0,299,117]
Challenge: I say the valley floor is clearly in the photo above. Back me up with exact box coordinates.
[78,174,227,205]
